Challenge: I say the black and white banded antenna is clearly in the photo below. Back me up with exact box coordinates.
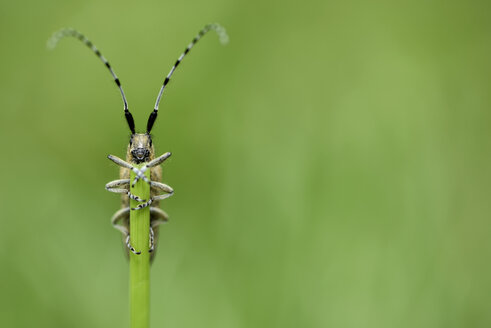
[146,23,229,133]
[47,28,136,134]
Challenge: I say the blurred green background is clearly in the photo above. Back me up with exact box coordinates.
[1,0,491,327]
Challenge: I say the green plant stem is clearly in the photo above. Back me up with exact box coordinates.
[129,165,151,328]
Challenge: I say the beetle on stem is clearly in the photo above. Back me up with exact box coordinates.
[49,24,228,259]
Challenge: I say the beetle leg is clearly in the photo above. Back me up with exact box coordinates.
[107,155,149,184]
[111,207,130,234]
[149,208,170,253]
[150,181,174,194]
[150,207,170,225]
[105,179,130,190]
[105,179,146,202]
[131,152,171,187]
[149,227,155,253]
[146,152,172,168]
[125,235,141,255]
[111,207,141,255]
[111,207,169,254]
[132,184,174,211]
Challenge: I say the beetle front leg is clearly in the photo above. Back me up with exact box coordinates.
[131,152,171,187]
[107,155,150,184]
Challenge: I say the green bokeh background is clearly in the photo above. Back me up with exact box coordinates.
[1,1,491,327]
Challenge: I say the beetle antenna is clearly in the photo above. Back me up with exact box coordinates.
[48,28,136,134]
[147,23,228,133]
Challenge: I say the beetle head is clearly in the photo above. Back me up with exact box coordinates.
[128,133,154,164]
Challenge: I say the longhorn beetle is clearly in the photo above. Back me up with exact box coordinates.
[49,24,228,260]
